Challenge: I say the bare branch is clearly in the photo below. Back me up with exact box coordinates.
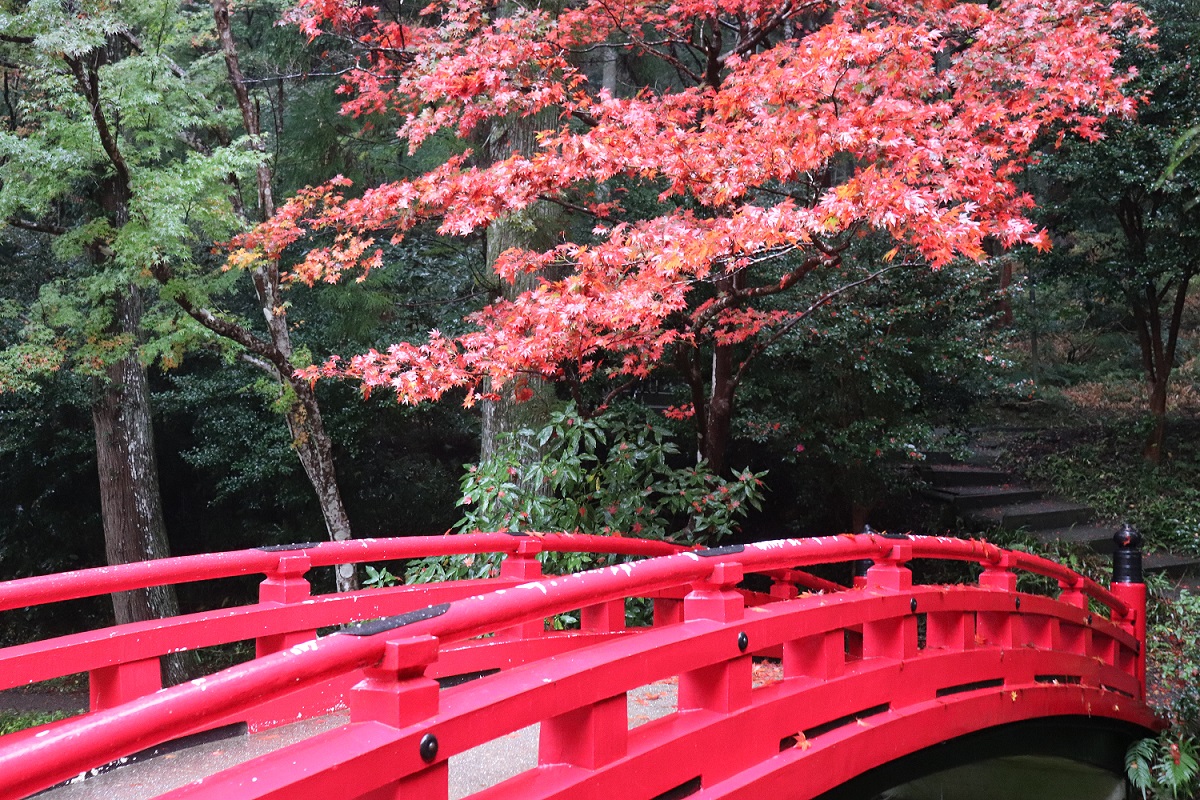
[732,264,903,387]
[8,217,66,235]
[239,351,279,377]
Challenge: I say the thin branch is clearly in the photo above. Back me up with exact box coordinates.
[538,193,614,220]
[8,217,66,235]
[732,263,903,387]
[692,252,826,332]
[66,55,132,188]
[240,67,358,85]
[239,351,279,377]
[599,376,639,410]
[151,262,292,376]
[117,30,187,79]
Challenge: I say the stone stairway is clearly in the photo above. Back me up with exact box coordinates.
[920,453,1200,579]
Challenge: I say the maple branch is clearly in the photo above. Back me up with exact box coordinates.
[599,377,639,411]
[213,0,274,219]
[239,351,279,377]
[732,264,903,388]
[538,194,613,220]
[0,34,33,45]
[588,0,704,86]
[66,55,132,190]
[570,109,600,128]
[239,67,359,85]
[1164,265,1195,369]
[150,261,295,378]
[720,3,793,64]
[7,217,65,236]
[751,183,820,206]
[117,30,187,80]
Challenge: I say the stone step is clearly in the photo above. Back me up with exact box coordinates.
[921,465,1013,488]
[1029,525,1119,554]
[966,500,1095,532]
[1144,553,1200,578]
[931,486,1043,511]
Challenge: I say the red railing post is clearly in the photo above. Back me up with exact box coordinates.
[1057,576,1088,610]
[768,569,799,600]
[865,538,913,592]
[979,552,1017,592]
[581,599,626,632]
[540,694,628,769]
[977,552,1020,647]
[864,539,917,659]
[679,560,751,712]
[89,657,162,712]
[497,538,545,640]
[350,634,446,799]
[256,554,315,658]
[1109,524,1147,693]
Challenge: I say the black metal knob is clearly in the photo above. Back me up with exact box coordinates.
[420,733,439,763]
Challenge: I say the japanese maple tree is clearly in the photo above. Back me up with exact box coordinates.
[236,0,1151,473]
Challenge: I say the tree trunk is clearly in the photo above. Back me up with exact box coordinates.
[211,0,357,588]
[1143,378,1168,464]
[480,107,565,461]
[702,343,737,475]
[1129,271,1193,465]
[91,287,188,685]
[287,383,357,591]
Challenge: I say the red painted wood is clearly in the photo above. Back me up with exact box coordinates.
[0,533,1154,800]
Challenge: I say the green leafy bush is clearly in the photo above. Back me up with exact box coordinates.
[0,709,70,735]
[403,403,765,583]
[1127,735,1200,799]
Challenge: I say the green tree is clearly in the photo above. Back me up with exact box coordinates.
[0,0,381,594]
[736,254,1008,531]
[1029,0,1200,462]
[0,0,240,643]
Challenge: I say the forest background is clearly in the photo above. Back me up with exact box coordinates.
[0,0,1197,793]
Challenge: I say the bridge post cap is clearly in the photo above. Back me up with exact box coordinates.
[1112,523,1143,585]
[1114,523,1142,550]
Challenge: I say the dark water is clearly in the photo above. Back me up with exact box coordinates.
[878,756,1124,800]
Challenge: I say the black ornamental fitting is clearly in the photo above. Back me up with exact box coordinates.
[1112,523,1144,584]
[419,733,439,763]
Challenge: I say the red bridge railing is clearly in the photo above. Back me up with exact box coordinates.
[0,533,696,723]
[0,532,1154,800]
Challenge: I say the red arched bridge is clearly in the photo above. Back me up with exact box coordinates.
[0,531,1157,799]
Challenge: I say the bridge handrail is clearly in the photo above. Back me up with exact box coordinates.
[0,533,1143,798]
[894,536,1132,618]
[0,532,685,613]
